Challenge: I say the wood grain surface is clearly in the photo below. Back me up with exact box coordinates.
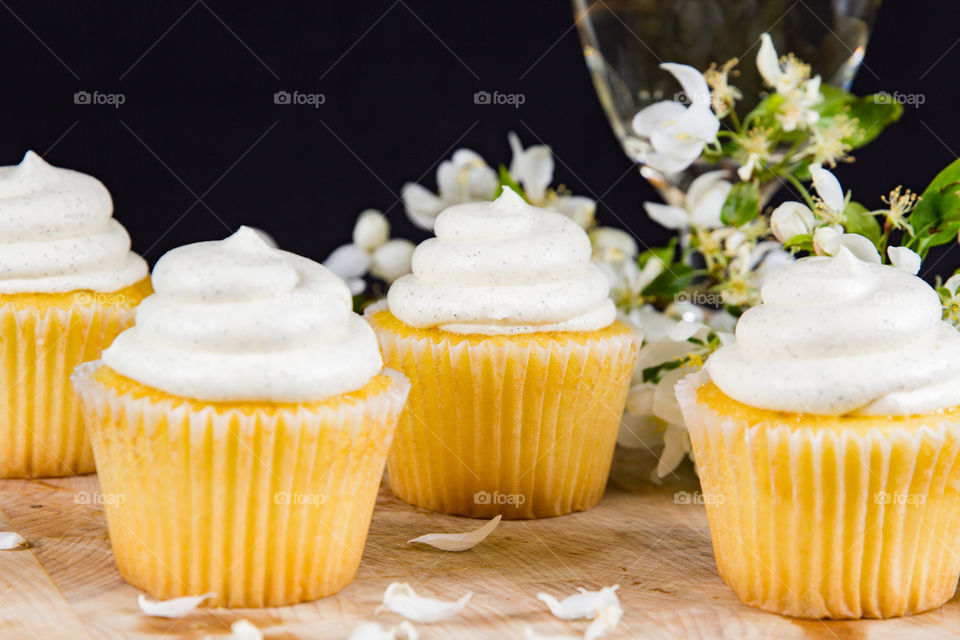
[0,449,957,639]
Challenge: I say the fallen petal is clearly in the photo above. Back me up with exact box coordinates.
[229,620,262,640]
[408,515,502,551]
[537,585,620,621]
[585,605,623,640]
[138,592,215,618]
[380,583,472,623]
[0,532,27,550]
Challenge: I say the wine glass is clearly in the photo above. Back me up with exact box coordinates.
[572,0,881,207]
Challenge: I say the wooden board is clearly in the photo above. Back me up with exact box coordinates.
[0,449,957,639]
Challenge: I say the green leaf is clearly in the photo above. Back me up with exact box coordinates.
[782,233,813,253]
[640,263,697,300]
[815,85,855,115]
[352,292,371,315]
[638,237,678,269]
[907,158,960,257]
[915,219,960,257]
[641,358,686,383]
[720,181,761,226]
[743,93,783,130]
[836,97,903,150]
[494,165,526,200]
[843,201,882,245]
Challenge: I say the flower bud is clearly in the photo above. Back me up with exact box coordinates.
[370,239,415,283]
[352,209,390,251]
[812,225,841,256]
[770,201,815,243]
[324,243,370,280]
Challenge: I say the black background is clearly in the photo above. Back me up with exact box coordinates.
[2,2,958,277]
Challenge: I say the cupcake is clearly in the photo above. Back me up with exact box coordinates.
[72,227,409,607]
[0,151,149,477]
[366,189,637,519]
[676,248,960,618]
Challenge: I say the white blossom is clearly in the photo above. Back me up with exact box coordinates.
[401,149,498,230]
[631,63,720,174]
[508,132,553,202]
[756,33,822,132]
[643,171,732,230]
[813,227,881,263]
[590,227,639,263]
[508,132,597,227]
[324,243,370,295]
[887,245,921,275]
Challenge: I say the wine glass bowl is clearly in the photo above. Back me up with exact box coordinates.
[573,0,881,203]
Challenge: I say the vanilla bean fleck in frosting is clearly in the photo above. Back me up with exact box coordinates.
[387,189,616,334]
[102,227,383,402]
[707,248,960,415]
[0,151,147,294]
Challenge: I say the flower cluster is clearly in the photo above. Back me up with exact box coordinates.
[615,33,906,475]
[324,33,960,481]
[325,132,602,300]
[324,209,415,296]
[402,132,596,232]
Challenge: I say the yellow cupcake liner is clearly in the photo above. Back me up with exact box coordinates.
[676,370,960,619]
[0,290,146,477]
[367,306,637,519]
[72,362,409,608]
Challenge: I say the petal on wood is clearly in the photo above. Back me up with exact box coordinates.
[407,516,502,551]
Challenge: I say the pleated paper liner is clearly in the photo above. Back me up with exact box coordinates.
[0,280,150,477]
[72,362,410,608]
[676,369,960,619]
[366,304,638,519]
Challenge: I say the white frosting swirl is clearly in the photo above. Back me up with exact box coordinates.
[706,248,960,416]
[387,189,616,334]
[0,151,146,294]
[102,227,383,403]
